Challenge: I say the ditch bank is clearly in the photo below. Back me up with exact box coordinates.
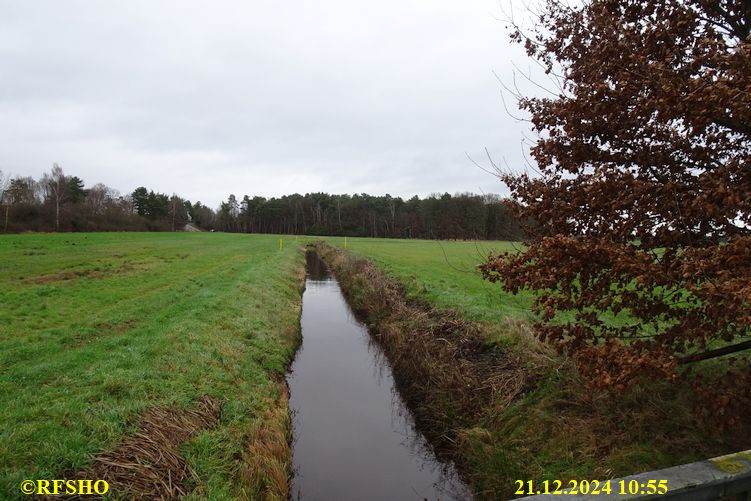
[314,242,531,498]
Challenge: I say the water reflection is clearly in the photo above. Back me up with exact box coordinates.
[304,251,330,282]
[288,252,471,500]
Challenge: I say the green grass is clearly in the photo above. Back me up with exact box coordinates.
[320,236,656,335]
[320,236,533,322]
[0,232,304,500]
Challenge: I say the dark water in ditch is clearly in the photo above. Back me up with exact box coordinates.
[288,252,471,501]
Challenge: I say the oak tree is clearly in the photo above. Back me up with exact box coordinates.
[481,0,750,423]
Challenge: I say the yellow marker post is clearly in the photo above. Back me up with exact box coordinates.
[344,236,347,249]
[279,238,283,252]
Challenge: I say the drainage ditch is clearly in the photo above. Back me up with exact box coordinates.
[287,252,470,500]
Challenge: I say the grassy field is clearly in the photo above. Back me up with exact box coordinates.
[0,232,304,499]
[321,236,533,322]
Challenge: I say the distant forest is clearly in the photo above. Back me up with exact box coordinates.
[0,165,524,240]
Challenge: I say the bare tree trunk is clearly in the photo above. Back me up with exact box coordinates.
[389,201,395,237]
[44,164,65,232]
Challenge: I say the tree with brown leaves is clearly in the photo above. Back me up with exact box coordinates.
[481,0,750,425]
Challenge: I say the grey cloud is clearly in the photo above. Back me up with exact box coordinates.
[0,0,538,208]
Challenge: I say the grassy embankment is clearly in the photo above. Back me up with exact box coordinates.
[320,236,749,499]
[0,232,304,500]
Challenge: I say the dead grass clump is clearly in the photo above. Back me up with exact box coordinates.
[71,396,221,500]
[240,383,292,501]
[484,318,561,374]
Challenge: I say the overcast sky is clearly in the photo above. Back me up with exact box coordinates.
[0,0,540,208]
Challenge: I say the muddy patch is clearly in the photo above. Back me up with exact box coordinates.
[94,320,138,334]
[29,271,94,284]
[26,260,156,285]
[60,320,139,349]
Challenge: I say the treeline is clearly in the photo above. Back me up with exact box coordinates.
[0,164,202,232]
[0,164,524,240]
[215,192,524,240]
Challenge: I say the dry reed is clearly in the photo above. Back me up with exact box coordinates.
[60,396,221,500]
